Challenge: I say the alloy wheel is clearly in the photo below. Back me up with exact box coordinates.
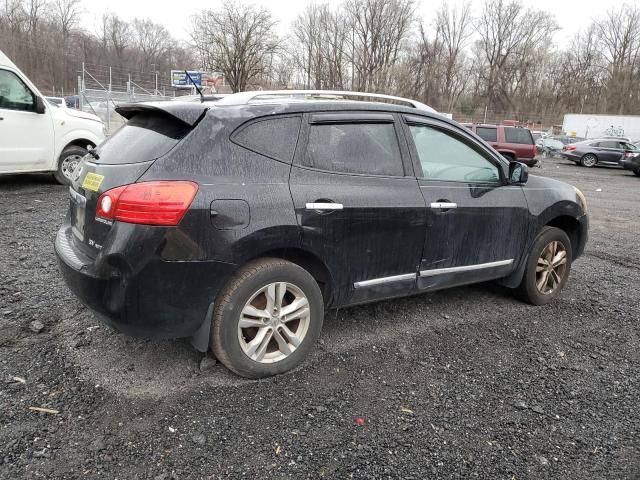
[581,154,597,167]
[535,241,568,295]
[238,282,311,363]
[61,154,83,180]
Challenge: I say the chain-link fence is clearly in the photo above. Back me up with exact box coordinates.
[77,64,178,135]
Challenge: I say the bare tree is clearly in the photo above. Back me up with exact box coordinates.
[435,1,473,111]
[133,18,170,71]
[346,0,415,92]
[190,3,279,92]
[474,0,558,113]
[597,3,640,114]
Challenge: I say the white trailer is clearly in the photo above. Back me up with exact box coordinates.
[563,114,640,141]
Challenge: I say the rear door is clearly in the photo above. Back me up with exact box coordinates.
[289,112,427,305]
[403,115,530,291]
[594,141,624,163]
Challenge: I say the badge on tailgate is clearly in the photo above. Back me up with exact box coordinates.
[81,172,105,192]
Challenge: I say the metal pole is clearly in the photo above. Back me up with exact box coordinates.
[155,72,158,96]
[484,106,488,124]
[107,67,112,132]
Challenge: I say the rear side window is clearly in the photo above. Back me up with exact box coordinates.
[96,114,190,164]
[232,116,301,163]
[303,123,403,176]
[504,127,534,144]
[476,127,497,142]
[598,141,620,149]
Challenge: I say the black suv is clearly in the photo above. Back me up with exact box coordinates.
[55,91,589,378]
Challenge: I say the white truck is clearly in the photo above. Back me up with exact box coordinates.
[0,50,105,184]
[563,114,640,142]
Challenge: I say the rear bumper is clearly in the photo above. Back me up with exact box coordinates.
[55,225,236,339]
[620,158,640,172]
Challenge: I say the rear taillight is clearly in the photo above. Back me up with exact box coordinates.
[564,145,577,151]
[96,181,198,226]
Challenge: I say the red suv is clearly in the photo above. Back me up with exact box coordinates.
[463,124,538,166]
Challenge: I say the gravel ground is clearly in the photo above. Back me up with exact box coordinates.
[1,158,639,479]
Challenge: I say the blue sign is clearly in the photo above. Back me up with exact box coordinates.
[171,70,202,87]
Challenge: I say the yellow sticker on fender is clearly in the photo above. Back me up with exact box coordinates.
[81,172,104,192]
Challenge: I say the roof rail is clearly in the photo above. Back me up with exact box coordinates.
[214,90,436,112]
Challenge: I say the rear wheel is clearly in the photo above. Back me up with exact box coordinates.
[580,153,598,168]
[54,145,88,185]
[516,227,572,305]
[634,169,640,177]
[211,258,324,378]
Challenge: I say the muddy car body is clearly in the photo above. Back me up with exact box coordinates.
[55,91,589,378]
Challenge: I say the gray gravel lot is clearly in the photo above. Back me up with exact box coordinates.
[1,158,639,479]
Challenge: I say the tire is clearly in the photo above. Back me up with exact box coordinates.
[211,258,324,378]
[516,226,573,305]
[54,145,88,185]
[579,153,598,168]
[634,169,640,177]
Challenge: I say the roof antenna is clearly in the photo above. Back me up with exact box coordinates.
[184,70,204,103]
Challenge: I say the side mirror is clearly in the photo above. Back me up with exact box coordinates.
[509,161,528,184]
[34,96,46,114]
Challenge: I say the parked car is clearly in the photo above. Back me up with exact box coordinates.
[561,138,639,167]
[536,137,565,158]
[620,149,640,176]
[0,49,105,184]
[466,124,538,166]
[55,90,589,378]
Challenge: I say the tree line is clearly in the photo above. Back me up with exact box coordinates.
[0,0,194,94]
[3,0,640,123]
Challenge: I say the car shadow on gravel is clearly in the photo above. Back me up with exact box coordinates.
[56,281,519,397]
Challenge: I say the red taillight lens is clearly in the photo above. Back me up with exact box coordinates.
[96,181,198,226]
[565,145,577,151]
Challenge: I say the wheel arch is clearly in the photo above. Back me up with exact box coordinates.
[545,215,582,260]
[244,247,335,307]
[61,138,97,152]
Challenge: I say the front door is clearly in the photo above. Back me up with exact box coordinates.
[0,68,53,173]
[402,116,531,291]
[289,112,427,305]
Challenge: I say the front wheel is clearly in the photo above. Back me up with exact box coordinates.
[54,145,88,185]
[516,227,572,305]
[211,258,324,378]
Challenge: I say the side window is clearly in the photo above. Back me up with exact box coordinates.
[232,116,301,163]
[409,124,500,183]
[599,141,619,149]
[476,127,497,142]
[504,127,534,144]
[0,69,35,112]
[303,122,403,176]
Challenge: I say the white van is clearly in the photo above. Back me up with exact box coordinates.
[0,50,105,184]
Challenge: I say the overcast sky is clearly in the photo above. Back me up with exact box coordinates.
[79,0,617,43]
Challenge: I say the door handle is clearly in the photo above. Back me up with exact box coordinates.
[305,202,344,211]
[430,202,457,209]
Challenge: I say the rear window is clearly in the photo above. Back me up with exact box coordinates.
[504,127,534,144]
[476,127,497,142]
[94,114,190,164]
